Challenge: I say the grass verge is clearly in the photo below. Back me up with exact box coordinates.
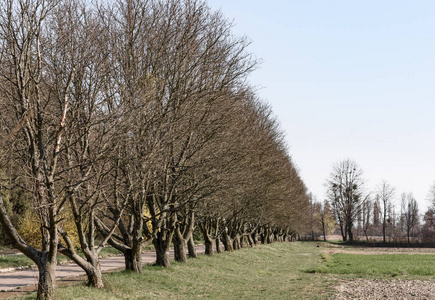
[0,246,121,269]
[21,242,335,299]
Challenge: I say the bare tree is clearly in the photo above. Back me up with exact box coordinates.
[0,1,72,298]
[318,200,336,241]
[427,182,435,210]
[326,159,365,242]
[376,181,395,243]
[0,0,116,297]
[401,192,419,244]
[47,0,128,288]
[361,196,372,241]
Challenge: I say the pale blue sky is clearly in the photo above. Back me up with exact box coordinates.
[207,0,435,212]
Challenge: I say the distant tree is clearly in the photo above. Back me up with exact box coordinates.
[422,209,435,244]
[372,196,381,229]
[427,182,435,209]
[326,159,366,242]
[401,193,419,244]
[361,197,373,241]
[376,181,395,243]
[307,194,320,240]
[318,200,336,241]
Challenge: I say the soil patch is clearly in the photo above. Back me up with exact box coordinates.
[334,278,435,299]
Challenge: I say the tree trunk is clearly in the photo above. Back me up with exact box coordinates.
[251,231,258,245]
[267,229,274,244]
[215,237,222,253]
[364,230,369,242]
[154,242,171,267]
[36,260,57,300]
[153,229,173,268]
[222,231,234,251]
[86,260,104,288]
[240,236,248,248]
[173,233,188,263]
[247,234,254,246]
[233,235,241,250]
[187,237,197,258]
[340,222,346,241]
[124,241,142,273]
[347,223,353,242]
[260,232,266,244]
[204,235,215,255]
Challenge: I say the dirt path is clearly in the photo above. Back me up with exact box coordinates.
[0,245,205,299]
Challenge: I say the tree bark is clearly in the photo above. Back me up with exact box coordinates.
[85,258,104,288]
[215,236,222,253]
[347,222,353,242]
[222,231,234,251]
[247,234,255,247]
[36,259,57,300]
[187,236,197,258]
[154,242,171,267]
[173,232,188,263]
[124,242,142,273]
[232,235,241,250]
[251,231,258,245]
[153,226,174,268]
[204,237,215,255]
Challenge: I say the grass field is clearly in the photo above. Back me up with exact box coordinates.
[0,246,121,269]
[10,241,435,299]
[306,252,435,278]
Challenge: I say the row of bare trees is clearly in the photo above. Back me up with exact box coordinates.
[0,0,309,299]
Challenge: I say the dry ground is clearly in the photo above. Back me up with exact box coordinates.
[334,278,435,299]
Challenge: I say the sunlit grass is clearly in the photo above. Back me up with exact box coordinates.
[0,246,121,269]
[0,254,34,269]
[16,242,435,299]
[20,242,336,299]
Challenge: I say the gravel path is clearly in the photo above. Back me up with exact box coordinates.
[334,278,435,299]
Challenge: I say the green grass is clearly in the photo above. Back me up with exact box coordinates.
[14,242,435,299]
[0,254,34,269]
[0,246,122,269]
[19,242,335,299]
[305,253,435,278]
